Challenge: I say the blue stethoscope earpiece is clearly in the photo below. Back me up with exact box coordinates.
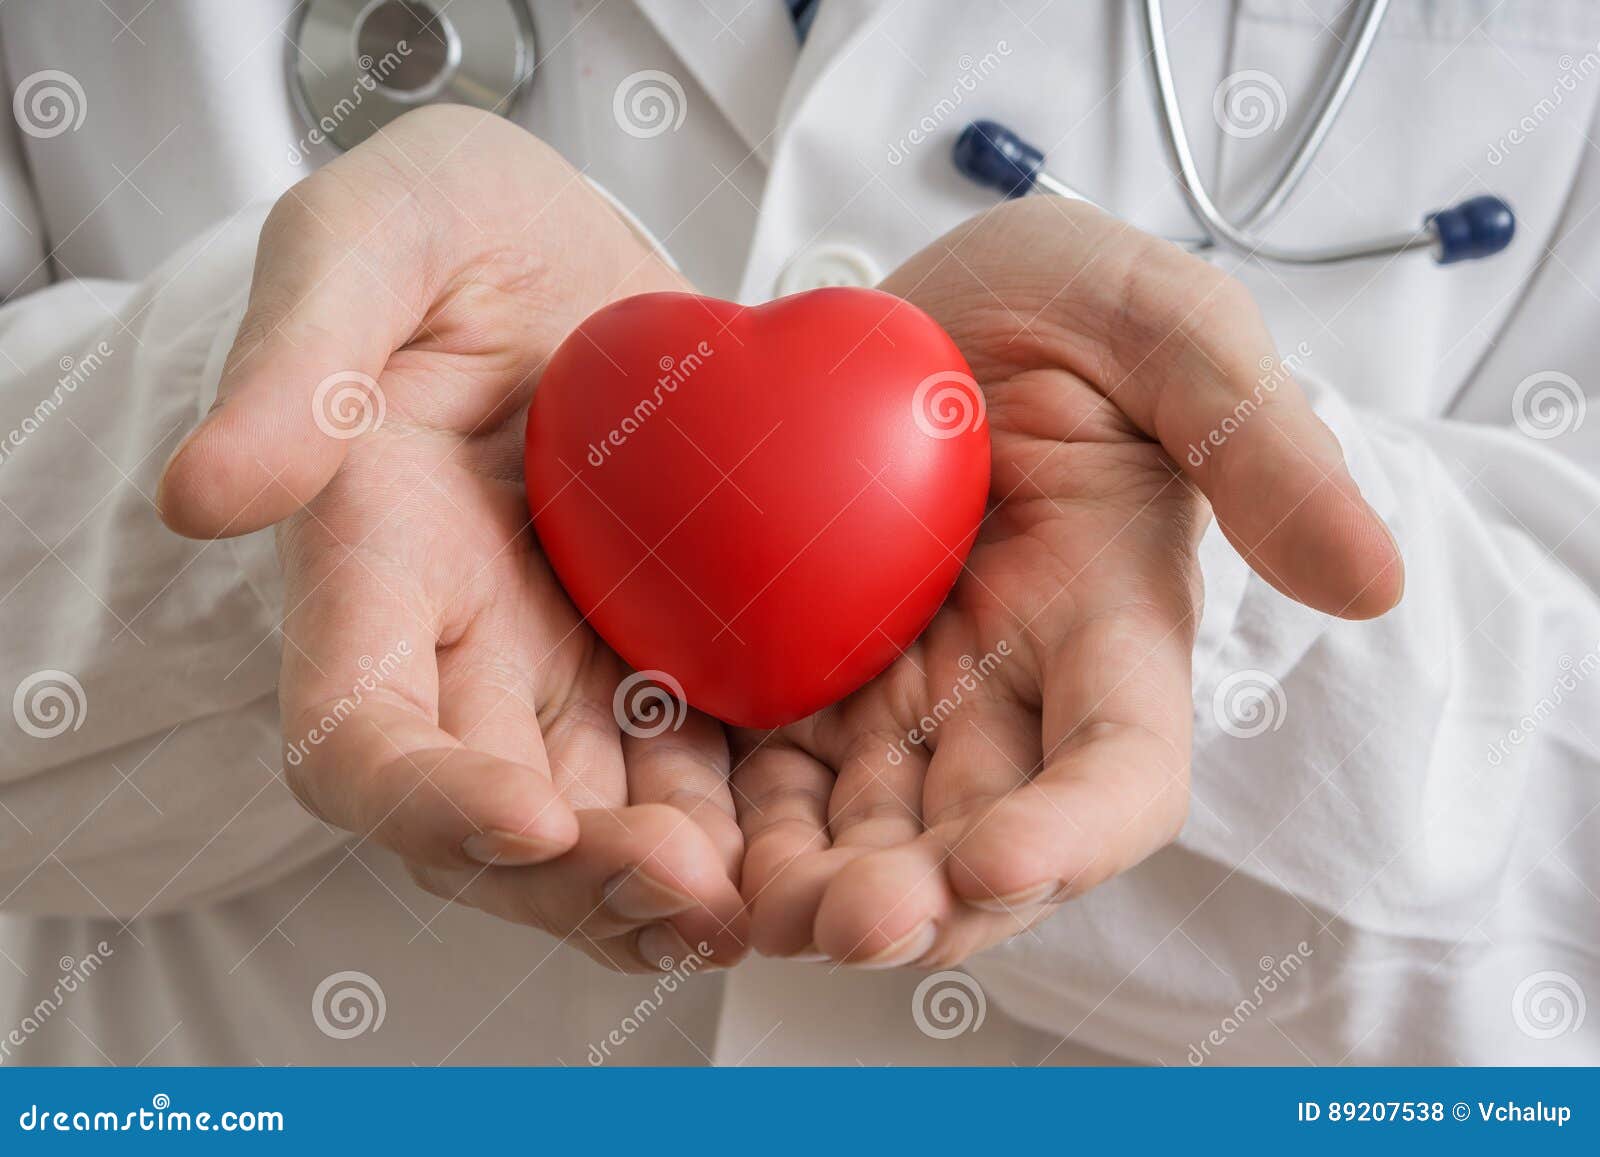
[1428,195,1516,264]
[952,120,1042,198]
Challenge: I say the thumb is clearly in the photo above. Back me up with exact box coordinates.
[1123,273,1404,620]
[156,189,427,539]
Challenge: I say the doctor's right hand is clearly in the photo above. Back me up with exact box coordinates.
[156,106,747,973]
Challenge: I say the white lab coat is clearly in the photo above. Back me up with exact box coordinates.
[1,0,1597,1066]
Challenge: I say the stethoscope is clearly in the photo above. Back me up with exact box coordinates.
[952,0,1515,267]
[287,0,536,154]
[294,0,1513,267]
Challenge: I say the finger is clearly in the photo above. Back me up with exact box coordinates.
[436,633,555,777]
[808,682,1041,967]
[826,725,926,850]
[737,658,937,958]
[287,700,579,871]
[729,734,839,958]
[815,828,1057,969]
[278,560,577,870]
[943,603,1192,913]
[157,173,431,538]
[1081,221,1402,619]
[1132,272,1402,620]
[764,733,931,963]
[543,686,629,812]
[623,710,743,879]
[919,659,1038,855]
[808,649,1075,967]
[743,721,936,957]
[412,804,747,967]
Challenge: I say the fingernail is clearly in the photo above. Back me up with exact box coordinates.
[759,943,829,963]
[603,870,694,920]
[967,879,1061,913]
[847,921,937,969]
[461,830,567,866]
[637,923,692,970]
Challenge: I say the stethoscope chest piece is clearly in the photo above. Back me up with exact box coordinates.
[290,0,535,152]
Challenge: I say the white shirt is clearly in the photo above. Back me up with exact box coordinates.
[1,0,1597,1066]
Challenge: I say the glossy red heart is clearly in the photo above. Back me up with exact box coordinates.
[525,287,989,728]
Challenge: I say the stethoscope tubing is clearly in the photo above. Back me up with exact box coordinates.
[1142,0,1432,265]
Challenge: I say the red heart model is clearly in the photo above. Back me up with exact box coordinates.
[525,287,990,728]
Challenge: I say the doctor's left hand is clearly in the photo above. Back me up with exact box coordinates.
[157,106,746,973]
[733,196,1405,969]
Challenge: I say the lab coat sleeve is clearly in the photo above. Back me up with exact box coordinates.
[1188,375,1600,930]
[0,203,343,920]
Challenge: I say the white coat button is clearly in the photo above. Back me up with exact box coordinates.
[776,242,882,295]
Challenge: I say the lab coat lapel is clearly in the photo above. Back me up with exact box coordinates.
[631,0,799,163]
